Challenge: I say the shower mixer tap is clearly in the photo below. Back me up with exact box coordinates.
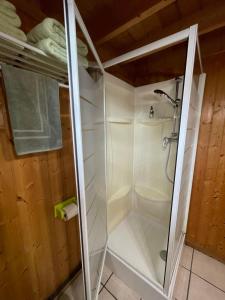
[162,134,178,149]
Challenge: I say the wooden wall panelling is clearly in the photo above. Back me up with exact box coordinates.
[0,83,81,299]
[186,53,225,263]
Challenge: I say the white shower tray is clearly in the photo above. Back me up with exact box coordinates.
[109,185,131,204]
[135,185,170,202]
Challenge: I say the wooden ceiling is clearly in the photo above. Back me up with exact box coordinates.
[75,0,225,61]
[9,0,225,85]
[74,0,225,85]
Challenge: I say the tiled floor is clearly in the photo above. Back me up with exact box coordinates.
[99,246,225,299]
[174,246,225,300]
[99,265,141,300]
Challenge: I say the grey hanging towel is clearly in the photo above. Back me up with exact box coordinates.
[1,64,62,155]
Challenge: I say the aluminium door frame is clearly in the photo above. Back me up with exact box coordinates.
[64,1,107,299]
[63,1,91,299]
[163,25,199,293]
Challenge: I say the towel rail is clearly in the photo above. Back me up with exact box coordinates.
[0,31,69,88]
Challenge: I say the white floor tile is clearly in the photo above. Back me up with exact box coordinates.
[180,245,193,270]
[173,267,190,300]
[98,288,115,300]
[192,250,225,291]
[106,274,140,300]
[188,273,225,300]
[101,265,113,285]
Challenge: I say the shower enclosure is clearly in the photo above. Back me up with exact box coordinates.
[106,75,184,288]
[63,0,206,299]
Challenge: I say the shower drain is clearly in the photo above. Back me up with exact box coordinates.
[160,250,167,262]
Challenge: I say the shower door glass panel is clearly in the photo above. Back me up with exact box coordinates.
[77,29,107,299]
[172,49,202,276]
[164,28,202,291]
[64,2,107,299]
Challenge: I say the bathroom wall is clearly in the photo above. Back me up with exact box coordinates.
[133,80,179,224]
[0,83,81,300]
[106,75,182,229]
[186,52,225,263]
[105,73,134,232]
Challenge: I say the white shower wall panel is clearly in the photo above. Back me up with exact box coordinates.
[134,121,174,196]
[106,73,134,120]
[105,73,134,231]
[134,79,177,120]
[133,79,180,223]
[106,75,183,228]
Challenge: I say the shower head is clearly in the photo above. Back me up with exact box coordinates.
[154,89,180,106]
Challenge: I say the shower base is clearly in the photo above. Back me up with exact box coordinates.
[108,211,168,286]
[106,210,185,300]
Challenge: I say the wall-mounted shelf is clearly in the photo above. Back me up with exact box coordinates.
[107,117,133,124]
[0,31,68,84]
[109,185,131,204]
[136,118,173,126]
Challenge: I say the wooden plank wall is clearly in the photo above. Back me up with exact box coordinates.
[0,81,81,299]
[186,52,225,263]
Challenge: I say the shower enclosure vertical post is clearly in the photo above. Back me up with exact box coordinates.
[64,1,107,299]
[163,25,199,295]
[63,0,91,298]
[182,73,206,234]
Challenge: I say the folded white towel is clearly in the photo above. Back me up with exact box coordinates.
[35,38,67,64]
[27,18,66,48]
[0,0,16,11]
[77,38,88,56]
[0,10,21,27]
[34,38,89,68]
[0,19,27,41]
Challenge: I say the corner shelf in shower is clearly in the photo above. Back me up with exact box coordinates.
[107,117,133,124]
[0,31,68,84]
[109,185,131,204]
[136,118,173,126]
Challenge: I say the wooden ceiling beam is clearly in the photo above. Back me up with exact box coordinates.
[96,0,176,46]
[103,0,225,57]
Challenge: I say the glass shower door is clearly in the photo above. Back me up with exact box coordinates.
[64,1,107,299]
[164,26,204,293]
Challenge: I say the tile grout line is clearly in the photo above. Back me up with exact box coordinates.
[102,272,113,288]
[104,273,118,299]
[104,285,118,300]
[186,247,194,300]
[191,270,225,294]
[181,265,190,272]
[100,272,118,299]
[99,284,104,294]
[99,271,113,295]
[186,249,225,295]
